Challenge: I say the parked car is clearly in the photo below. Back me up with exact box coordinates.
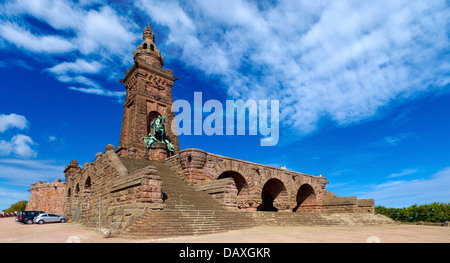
[34,213,67,224]
[16,211,45,224]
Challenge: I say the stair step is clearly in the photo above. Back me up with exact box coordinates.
[117,157,392,239]
[117,158,256,239]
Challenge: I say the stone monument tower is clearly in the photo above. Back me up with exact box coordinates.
[116,24,180,160]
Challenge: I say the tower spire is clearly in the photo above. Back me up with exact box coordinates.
[143,23,155,42]
[133,23,164,68]
[118,23,179,160]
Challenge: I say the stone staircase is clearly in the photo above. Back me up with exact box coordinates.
[117,157,393,239]
[118,158,255,238]
[251,211,394,226]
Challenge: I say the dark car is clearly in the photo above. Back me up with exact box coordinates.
[16,211,44,224]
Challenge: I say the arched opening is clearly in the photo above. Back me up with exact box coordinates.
[84,177,91,194]
[150,44,155,51]
[217,171,249,209]
[147,111,161,135]
[83,177,92,217]
[143,43,148,49]
[74,183,80,198]
[293,184,316,212]
[258,178,287,212]
[217,171,247,195]
[67,188,71,198]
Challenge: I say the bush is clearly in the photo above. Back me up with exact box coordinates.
[2,200,28,213]
[376,202,450,223]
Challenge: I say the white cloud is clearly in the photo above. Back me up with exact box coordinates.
[2,0,448,111]
[68,86,125,100]
[1,0,138,59]
[76,6,138,60]
[0,0,138,100]
[0,113,28,133]
[1,0,81,30]
[0,186,29,199]
[359,167,450,207]
[0,159,64,186]
[0,114,37,158]
[383,132,416,146]
[137,0,450,135]
[388,168,419,178]
[46,59,102,75]
[0,134,37,158]
[45,59,110,97]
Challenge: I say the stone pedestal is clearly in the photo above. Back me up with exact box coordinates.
[147,142,169,161]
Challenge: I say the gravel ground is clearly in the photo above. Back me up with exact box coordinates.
[1,217,449,243]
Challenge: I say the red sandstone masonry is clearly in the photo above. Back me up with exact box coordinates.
[166,148,374,214]
[26,179,65,214]
[60,145,164,235]
[25,24,379,239]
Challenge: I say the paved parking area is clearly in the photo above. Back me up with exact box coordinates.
[1,217,449,243]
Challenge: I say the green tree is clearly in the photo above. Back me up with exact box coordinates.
[375,202,450,223]
[2,200,28,213]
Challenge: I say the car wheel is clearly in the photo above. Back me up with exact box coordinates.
[60,219,66,223]
[38,220,44,224]
[25,219,33,224]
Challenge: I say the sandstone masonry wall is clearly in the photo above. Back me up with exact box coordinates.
[167,148,375,214]
[63,145,164,235]
[26,179,65,214]
[167,148,329,212]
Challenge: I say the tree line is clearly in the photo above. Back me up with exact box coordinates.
[376,202,450,223]
[2,200,28,213]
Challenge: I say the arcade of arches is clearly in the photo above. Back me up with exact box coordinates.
[167,148,335,213]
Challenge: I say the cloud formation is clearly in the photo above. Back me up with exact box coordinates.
[0,0,139,100]
[0,158,64,186]
[137,0,450,135]
[0,113,36,158]
[360,167,450,207]
[0,22,75,53]
[0,0,449,134]
[0,113,28,132]
[0,134,36,158]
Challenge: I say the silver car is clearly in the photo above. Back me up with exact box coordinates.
[34,213,67,224]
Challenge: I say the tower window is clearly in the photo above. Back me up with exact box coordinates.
[150,44,155,51]
[143,43,148,49]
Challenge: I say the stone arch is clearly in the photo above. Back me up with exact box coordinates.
[207,158,260,210]
[84,177,92,194]
[217,171,248,195]
[258,178,288,211]
[147,111,161,135]
[83,177,92,213]
[293,184,317,212]
[74,183,80,198]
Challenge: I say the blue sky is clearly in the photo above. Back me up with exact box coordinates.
[0,0,449,210]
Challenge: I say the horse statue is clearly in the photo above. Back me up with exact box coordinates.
[142,115,175,155]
